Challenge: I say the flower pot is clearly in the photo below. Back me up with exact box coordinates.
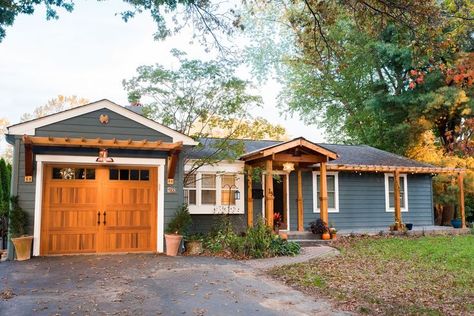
[405,223,413,231]
[185,240,202,255]
[12,236,33,261]
[330,233,337,240]
[165,234,183,256]
[322,232,331,240]
[451,219,462,229]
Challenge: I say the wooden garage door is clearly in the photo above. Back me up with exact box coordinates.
[41,165,157,255]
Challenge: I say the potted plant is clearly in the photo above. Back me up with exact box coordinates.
[165,204,192,256]
[310,219,330,240]
[185,234,203,255]
[329,227,337,239]
[9,196,33,261]
[451,206,462,228]
[273,213,282,233]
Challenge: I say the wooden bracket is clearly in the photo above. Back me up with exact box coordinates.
[167,150,180,181]
[24,142,33,183]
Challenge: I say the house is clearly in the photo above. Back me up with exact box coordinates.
[5,99,466,256]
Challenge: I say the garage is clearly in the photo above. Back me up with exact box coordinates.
[40,164,157,255]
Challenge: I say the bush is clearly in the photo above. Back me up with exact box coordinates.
[9,196,28,238]
[202,219,301,259]
[166,204,192,235]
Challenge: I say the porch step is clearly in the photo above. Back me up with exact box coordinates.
[284,231,321,240]
[291,239,332,247]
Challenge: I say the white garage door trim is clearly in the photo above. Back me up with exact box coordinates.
[34,155,166,256]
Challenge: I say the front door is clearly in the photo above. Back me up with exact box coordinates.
[41,165,157,255]
[273,175,288,230]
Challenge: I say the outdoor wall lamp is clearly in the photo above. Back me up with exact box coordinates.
[96,148,114,163]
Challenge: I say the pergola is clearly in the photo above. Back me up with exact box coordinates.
[22,135,183,182]
[241,138,338,230]
[241,138,467,231]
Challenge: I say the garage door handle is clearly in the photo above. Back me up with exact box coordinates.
[97,211,101,225]
[103,211,106,225]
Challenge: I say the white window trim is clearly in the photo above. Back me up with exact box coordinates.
[312,171,339,213]
[34,155,166,256]
[184,161,245,214]
[384,173,409,212]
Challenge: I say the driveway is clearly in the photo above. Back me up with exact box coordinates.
[0,254,347,316]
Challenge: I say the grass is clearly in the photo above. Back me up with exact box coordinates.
[270,235,474,315]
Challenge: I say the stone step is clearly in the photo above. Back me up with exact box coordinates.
[292,240,333,247]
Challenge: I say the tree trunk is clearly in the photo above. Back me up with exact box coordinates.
[434,204,443,226]
[441,204,454,226]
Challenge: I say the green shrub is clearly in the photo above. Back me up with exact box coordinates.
[202,218,301,258]
[166,204,192,235]
[9,196,28,238]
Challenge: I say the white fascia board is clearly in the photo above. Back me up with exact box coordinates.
[7,99,198,146]
[184,160,245,173]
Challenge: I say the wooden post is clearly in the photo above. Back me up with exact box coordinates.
[297,169,304,231]
[265,160,274,228]
[282,174,288,230]
[319,162,328,224]
[393,170,402,230]
[247,167,254,228]
[458,173,466,229]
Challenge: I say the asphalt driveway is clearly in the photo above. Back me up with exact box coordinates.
[0,254,347,316]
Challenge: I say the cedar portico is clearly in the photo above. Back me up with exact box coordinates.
[241,137,338,230]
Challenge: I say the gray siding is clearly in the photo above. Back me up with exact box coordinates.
[288,171,434,231]
[36,108,173,142]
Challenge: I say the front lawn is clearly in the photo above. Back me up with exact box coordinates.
[270,235,474,315]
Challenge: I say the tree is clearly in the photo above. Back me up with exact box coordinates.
[123,50,265,179]
[0,0,241,51]
[244,0,473,223]
[20,95,89,122]
[0,158,10,215]
[0,158,11,249]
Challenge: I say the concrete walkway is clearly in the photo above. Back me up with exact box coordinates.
[0,251,349,316]
[243,246,339,270]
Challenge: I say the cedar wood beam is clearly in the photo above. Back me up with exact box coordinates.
[23,135,182,151]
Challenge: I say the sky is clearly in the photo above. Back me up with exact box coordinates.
[0,1,326,153]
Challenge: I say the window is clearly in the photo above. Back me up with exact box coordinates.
[312,172,339,213]
[221,175,237,205]
[385,174,408,212]
[184,174,197,205]
[52,167,95,180]
[109,168,150,181]
[201,174,217,205]
[183,165,245,214]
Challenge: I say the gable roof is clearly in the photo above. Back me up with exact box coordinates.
[240,137,338,161]
[6,99,198,146]
[189,138,435,169]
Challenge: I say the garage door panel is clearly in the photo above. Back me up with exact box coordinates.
[48,187,98,205]
[105,187,152,204]
[104,209,151,227]
[48,233,96,254]
[103,231,151,252]
[46,210,99,229]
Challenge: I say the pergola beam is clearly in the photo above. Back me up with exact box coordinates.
[319,162,329,224]
[393,170,402,230]
[22,135,182,151]
[247,167,254,228]
[265,160,274,228]
[458,173,466,229]
[297,169,304,231]
[326,164,463,174]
